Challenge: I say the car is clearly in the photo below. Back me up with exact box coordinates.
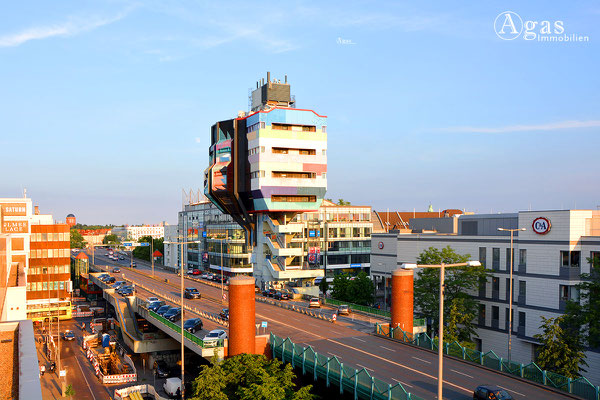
[156,305,172,316]
[219,308,229,320]
[186,269,194,275]
[148,301,164,312]
[112,267,121,273]
[267,288,277,297]
[119,256,124,260]
[202,329,227,345]
[164,307,182,322]
[184,318,203,333]
[147,296,160,303]
[98,274,110,282]
[106,277,116,284]
[184,288,201,299]
[279,290,290,300]
[473,385,513,400]
[112,281,126,289]
[192,269,201,275]
[308,298,320,308]
[62,330,75,341]
[205,273,214,280]
[121,288,135,297]
[130,261,136,268]
[200,273,209,279]
[117,285,132,295]
[153,360,171,378]
[338,305,350,315]
[274,291,284,300]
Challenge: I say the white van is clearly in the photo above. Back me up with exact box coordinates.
[163,377,181,397]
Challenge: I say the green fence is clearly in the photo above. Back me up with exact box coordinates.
[271,333,425,400]
[375,324,600,400]
[323,297,392,318]
[147,310,223,348]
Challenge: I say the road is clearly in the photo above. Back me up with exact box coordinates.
[90,250,572,400]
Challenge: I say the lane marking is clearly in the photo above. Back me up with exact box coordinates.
[327,352,342,359]
[255,313,471,395]
[75,357,98,400]
[498,386,525,397]
[356,364,374,371]
[352,337,366,342]
[450,369,473,378]
[393,378,413,388]
[412,356,431,364]
[380,346,396,352]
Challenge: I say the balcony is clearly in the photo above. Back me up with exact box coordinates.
[518,294,526,305]
[517,325,526,336]
[265,236,303,257]
[559,266,581,280]
[491,318,499,330]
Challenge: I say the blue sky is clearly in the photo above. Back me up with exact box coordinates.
[1,1,598,224]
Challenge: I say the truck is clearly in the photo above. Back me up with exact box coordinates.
[163,377,181,397]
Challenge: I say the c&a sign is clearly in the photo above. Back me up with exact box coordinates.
[532,217,551,235]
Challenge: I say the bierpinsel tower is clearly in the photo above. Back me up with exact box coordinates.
[204,72,327,288]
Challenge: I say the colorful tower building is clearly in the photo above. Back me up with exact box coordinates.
[205,73,327,288]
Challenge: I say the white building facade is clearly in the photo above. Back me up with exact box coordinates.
[113,225,165,241]
[371,210,600,381]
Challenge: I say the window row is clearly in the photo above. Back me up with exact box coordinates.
[247,122,266,133]
[271,123,316,132]
[29,265,69,275]
[272,147,316,155]
[26,280,68,291]
[271,195,316,203]
[248,146,265,155]
[30,232,69,242]
[30,248,70,259]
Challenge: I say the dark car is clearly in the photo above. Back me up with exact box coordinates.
[219,308,229,320]
[62,330,75,341]
[267,288,277,297]
[156,305,172,316]
[106,276,116,284]
[164,307,182,322]
[153,360,171,378]
[148,301,163,312]
[183,318,203,334]
[117,285,132,295]
[112,267,121,273]
[121,288,135,297]
[473,385,513,400]
[184,288,201,299]
[274,291,289,300]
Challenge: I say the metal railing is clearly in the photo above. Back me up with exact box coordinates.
[271,334,424,400]
[375,324,600,400]
[322,298,426,327]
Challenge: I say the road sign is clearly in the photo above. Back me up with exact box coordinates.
[261,321,268,328]
[140,242,150,247]
[59,370,66,377]
[123,242,133,247]
[332,313,337,322]
[222,293,227,301]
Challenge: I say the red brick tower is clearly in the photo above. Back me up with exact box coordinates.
[228,276,256,356]
[391,269,414,335]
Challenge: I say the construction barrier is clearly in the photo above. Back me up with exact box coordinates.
[72,311,94,318]
[114,384,168,400]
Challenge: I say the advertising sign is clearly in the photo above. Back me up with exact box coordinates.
[1,220,28,234]
[202,252,209,263]
[532,217,551,235]
[309,230,316,238]
[0,203,27,216]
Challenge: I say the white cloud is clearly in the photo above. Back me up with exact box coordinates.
[0,9,132,47]
[442,120,600,134]
[195,137,202,143]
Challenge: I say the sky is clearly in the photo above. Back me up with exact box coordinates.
[1,1,599,225]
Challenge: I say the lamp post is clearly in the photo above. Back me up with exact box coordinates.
[498,227,525,363]
[164,238,201,400]
[401,260,481,400]
[151,238,155,277]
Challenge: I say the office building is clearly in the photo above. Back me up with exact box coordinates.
[371,209,600,380]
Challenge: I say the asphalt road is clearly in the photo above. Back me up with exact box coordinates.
[89,251,573,400]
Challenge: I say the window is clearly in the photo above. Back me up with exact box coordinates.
[322,149,327,156]
[561,251,570,267]
[479,247,486,268]
[478,304,486,324]
[519,281,526,297]
[561,250,581,268]
[272,148,288,154]
[260,122,265,129]
[493,277,500,292]
[591,251,600,267]
[559,285,579,302]
[571,251,580,268]
[492,248,500,270]
[322,126,327,132]
[322,173,326,179]
[272,171,315,179]
[519,249,527,266]
[519,312,526,327]
[271,195,316,203]
[492,306,499,320]
[506,248,514,270]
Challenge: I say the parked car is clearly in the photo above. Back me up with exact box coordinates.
[274,291,285,300]
[184,288,201,299]
[111,281,126,290]
[200,273,209,279]
[121,287,135,297]
[147,296,160,303]
[106,277,116,284]
[219,308,229,320]
[98,274,110,282]
[62,330,75,341]
[117,285,132,295]
[164,307,182,322]
[183,318,203,334]
[308,298,321,308]
[267,288,277,297]
[192,269,201,275]
[112,267,121,273]
[202,329,227,345]
[148,301,164,312]
[473,385,513,400]
[156,305,172,316]
[154,360,171,378]
[338,305,350,315]
[186,269,194,275]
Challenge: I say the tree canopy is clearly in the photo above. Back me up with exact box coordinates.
[102,234,121,245]
[534,315,587,378]
[331,271,374,306]
[414,246,489,345]
[70,229,87,249]
[132,235,164,262]
[188,353,314,400]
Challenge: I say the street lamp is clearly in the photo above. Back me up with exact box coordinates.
[401,260,481,400]
[498,227,525,363]
[164,238,201,400]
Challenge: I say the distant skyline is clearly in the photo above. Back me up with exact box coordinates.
[1,1,599,225]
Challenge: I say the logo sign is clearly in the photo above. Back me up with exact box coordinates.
[378,242,384,250]
[494,11,523,40]
[2,220,28,233]
[0,203,27,216]
[532,217,551,235]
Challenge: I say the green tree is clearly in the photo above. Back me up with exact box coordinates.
[413,246,489,344]
[189,354,314,400]
[346,271,375,305]
[64,384,75,399]
[331,273,350,301]
[132,236,164,262]
[102,234,121,245]
[444,298,476,348]
[565,255,600,349]
[336,199,351,206]
[319,278,329,295]
[534,315,587,378]
[70,229,87,248]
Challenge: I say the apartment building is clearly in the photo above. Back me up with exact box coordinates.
[112,224,165,241]
[371,209,600,380]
